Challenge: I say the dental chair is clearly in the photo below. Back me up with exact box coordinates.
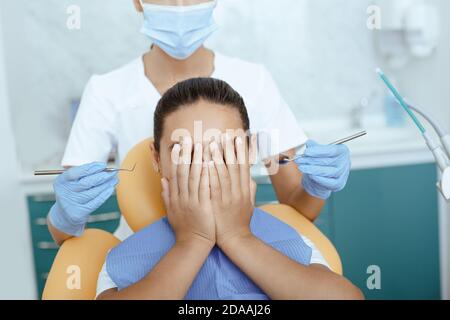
[42,138,342,300]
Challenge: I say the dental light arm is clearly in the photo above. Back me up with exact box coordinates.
[424,134,450,202]
[408,105,450,201]
[377,68,450,201]
[422,132,449,172]
[407,103,450,158]
[440,168,450,202]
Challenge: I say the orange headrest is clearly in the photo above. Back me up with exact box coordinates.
[116,138,165,232]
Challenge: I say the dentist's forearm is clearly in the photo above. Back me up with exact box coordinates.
[97,237,213,300]
[269,149,325,221]
[284,185,326,221]
[270,170,325,221]
[47,216,75,246]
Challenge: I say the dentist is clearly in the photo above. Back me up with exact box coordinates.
[48,0,351,244]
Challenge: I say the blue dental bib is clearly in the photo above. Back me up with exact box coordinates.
[106,208,312,300]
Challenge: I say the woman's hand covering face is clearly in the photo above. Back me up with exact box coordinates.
[161,136,216,245]
[161,134,257,247]
[208,133,257,247]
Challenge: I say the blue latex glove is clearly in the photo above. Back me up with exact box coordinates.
[295,140,351,200]
[48,162,119,236]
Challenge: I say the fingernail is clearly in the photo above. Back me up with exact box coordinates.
[236,137,243,145]
[184,136,192,145]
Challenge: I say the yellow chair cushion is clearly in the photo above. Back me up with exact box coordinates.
[260,204,342,275]
[116,139,166,232]
[42,229,120,300]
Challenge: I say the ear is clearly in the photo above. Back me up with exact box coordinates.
[133,0,144,12]
[149,141,161,173]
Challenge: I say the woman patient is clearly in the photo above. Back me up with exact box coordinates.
[96,78,363,300]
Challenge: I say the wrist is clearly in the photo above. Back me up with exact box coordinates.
[217,227,253,251]
[175,234,215,251]
[302,175,332,200]
[48,202,86,237]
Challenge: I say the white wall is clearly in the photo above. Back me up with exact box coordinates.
[0,4,36,299]
[1,0,387,170]
[1,0,149,170]
[1,0,448,170]
[210,0,381,119]
[380,0,450,128]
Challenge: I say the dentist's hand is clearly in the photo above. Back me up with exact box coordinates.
[295,140,351,200]
[48,162,119,236]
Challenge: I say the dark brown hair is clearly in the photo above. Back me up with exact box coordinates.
[153,77,250,152]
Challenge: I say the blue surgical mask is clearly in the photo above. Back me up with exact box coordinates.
[140,0,218,60]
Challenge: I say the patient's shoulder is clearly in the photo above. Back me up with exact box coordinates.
[251,208,313,265]
[109,217,174,257]
[251,207,303,241]
[106,217,175,289]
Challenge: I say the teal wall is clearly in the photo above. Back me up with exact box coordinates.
[332,164,440,299]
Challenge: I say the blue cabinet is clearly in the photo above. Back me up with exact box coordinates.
[332,164,440,300]
[256,163,441,300]
[27,194,121,299]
